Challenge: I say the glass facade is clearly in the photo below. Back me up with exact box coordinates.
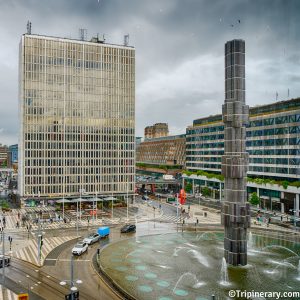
[186,99,300,179]
[19,34,135,198]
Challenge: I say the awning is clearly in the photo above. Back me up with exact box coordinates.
[103,196,118,201]
[56,199,71,204]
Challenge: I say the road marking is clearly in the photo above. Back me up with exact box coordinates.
[45,258,91,262]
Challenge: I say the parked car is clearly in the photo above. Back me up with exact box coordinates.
[142,195,150,201]
[120,224,136,233]
[72,242,88,255]
[0,255,10,268]
[83,233,101,245]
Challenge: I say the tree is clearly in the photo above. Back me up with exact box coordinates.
[184,183,192,193]
[201,186,211,197]
[249,192,260,206]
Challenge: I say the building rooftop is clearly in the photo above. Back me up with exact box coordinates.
[23,33,135,49]
[192,98,300,127]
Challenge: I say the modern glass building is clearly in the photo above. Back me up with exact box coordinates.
[8,144,18,168]
[19,34,135,198]
[186,98,300,181]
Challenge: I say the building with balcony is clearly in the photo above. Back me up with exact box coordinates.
[136,134,186,167]
[144,123,169,139]
[19,33,135,199]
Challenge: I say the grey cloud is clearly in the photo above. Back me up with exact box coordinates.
[0,0,299,142]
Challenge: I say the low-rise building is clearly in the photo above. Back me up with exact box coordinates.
[8,144,18,168]
[0,144,8,167]
[144,123,169,139]
[136,134,186,167]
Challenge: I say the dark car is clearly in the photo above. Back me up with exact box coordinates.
[0,255,10,268]
[120,224,136,233]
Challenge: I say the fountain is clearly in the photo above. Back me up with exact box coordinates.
[248,231,253,249]
[221,39,250,266]
[220,258,229,286]
[99,232,300,299]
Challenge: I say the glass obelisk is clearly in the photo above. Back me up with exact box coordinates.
[221,39,250,266]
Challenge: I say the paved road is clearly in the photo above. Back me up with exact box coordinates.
[41,223,177,300]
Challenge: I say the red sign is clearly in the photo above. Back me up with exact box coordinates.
[179,189,186,205]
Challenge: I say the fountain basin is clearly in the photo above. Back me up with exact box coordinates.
[98,231,300,299]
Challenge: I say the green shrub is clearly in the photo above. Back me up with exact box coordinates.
[249,192,260,206]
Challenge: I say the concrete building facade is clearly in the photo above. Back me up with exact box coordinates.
[19,33,135,198]
[144,123,169,139]
[136,134,186,167]
[0,144,8,166]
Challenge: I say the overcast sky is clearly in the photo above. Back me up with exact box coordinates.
[0,0,299,145]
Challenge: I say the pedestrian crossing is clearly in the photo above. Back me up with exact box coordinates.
[151,214,189,223]
[12,235,77,266]
[1,206,208,232]
[0,285,18,300]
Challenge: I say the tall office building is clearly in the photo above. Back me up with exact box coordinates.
[19,33,135,198]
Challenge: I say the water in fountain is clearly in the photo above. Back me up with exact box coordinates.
[135,217,141,243]
[100,232,300,300]
[173,272,204,293]
[220,257,229,286]
[248,232,253,249]
[262,245,299,256]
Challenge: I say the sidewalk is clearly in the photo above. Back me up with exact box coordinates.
[179,202,299,233]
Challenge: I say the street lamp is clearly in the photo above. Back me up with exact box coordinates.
[153,207,156,228]
[60,256,82,300]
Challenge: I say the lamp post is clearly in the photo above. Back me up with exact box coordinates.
[36,220,44,266]
[1,230,5,284]
[153,207,156,228]
[76,200,79,237]
[60,255,82,300]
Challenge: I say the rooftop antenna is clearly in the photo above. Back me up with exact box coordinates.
[79,28,87,41]
[288,88,290,98]
[124,34,129,46]
[27,21,32,35]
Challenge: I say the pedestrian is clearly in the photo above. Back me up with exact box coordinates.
[196,218,199,225]
[64,217,66,224]
[18,212,20,219]
[280,215,283,222]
